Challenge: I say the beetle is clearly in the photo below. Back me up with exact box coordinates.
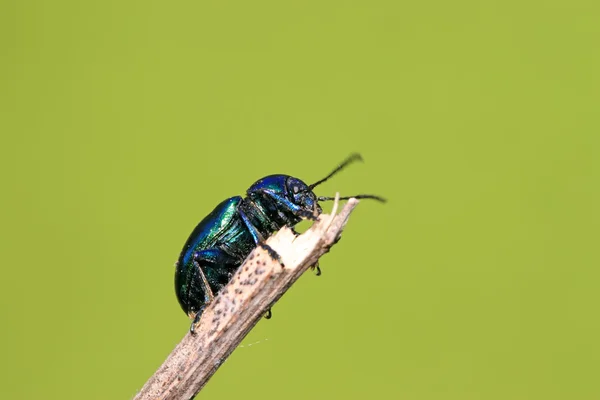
[174,153,385,333]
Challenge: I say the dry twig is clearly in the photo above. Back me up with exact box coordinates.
[134,195,358,400]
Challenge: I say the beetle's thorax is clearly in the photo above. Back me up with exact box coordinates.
[242,174,321,233]
[240,194,301,233]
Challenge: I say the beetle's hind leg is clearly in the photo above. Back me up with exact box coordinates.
[190,304,206,334]
[194,259,215,302]
[189,249,237,334]
[189,256,215,335]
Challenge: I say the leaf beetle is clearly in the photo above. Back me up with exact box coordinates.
[174,153,385,332]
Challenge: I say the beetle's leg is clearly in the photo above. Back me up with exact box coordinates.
[291,227,321,276]
[190,304,206,334]
[238,208,265,245]
[258,242,285,268]
[254,189,319,221]
[239,208,285,268]
[308,235,342,278]
[190,249,238,334]
[311,262,321,276]
[193,259,215,303]
[239,207,284,322]
[290,228,321,276]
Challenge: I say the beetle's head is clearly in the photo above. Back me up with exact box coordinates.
[247,154,385,224]
[286,176,322,216]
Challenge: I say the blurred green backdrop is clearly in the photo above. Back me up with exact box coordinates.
[1,1,599,399]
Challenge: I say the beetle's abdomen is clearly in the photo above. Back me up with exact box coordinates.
[175,197,245,314]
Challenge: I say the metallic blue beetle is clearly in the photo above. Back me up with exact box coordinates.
[174,154,384,332]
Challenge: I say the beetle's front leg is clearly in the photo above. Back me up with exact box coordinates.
[289,228,321,276]
[311,262,321,276]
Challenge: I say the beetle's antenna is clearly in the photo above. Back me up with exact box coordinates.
[318,194,387,203]
[309,153,363,189]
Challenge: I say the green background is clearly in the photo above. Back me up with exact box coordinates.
[1,1,599,399]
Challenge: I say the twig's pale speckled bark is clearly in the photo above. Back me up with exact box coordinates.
[134,196,358,400]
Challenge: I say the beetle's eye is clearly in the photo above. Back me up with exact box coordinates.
[293,186,299,194]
